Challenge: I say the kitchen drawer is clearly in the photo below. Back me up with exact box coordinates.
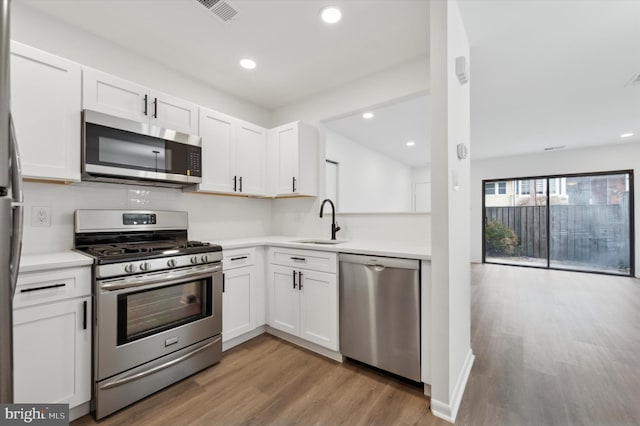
[223,248,256,270]
[15,266,91,309]
[269,247,337,274]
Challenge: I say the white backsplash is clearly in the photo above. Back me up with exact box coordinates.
[22,181,272,254]
[270,198,431,243]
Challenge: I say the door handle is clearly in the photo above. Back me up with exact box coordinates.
[292,176,297,192]
[143,94,148,116]
[82,300,87,330]
[239,176,243,192]
[222,273,225,293]
[233,176,237,192]
[292,270,297,289]
[153,97,158,118]
[298,271,303,290]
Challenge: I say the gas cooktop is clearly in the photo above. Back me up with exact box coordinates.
[79,240,220,264]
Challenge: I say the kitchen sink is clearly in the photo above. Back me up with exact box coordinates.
[293,239,346,245]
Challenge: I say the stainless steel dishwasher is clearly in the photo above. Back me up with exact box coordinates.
[339,253,420,381]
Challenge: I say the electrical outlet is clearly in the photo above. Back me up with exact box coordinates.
[31,206,51,227]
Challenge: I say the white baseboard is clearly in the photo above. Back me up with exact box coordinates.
[431,349,475,423]
[222,326,267,352]
[69,401,90,422]
[267,326,343,362]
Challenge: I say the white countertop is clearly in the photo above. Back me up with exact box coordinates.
[19,251,94,273]
[213,236,431,260]
[17,236,430,273]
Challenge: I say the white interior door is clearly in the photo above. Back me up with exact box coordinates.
[414,182,431,212]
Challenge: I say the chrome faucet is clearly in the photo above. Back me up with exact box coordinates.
[319,199,341,240]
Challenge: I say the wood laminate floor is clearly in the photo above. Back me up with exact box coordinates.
[74,264,640,426]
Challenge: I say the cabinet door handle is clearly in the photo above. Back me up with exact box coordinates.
[153,97,158,118]
[222,273,225,293]
[83,300,87,330]
[292,176,297,192]
[239,176,243,193]
[230,256,248,261]
[233,176,237,192]
[20,283,66,293]
[143,94,148,116]
[298,271,303,290]
[292,270,297,289]
[290,256,306,262]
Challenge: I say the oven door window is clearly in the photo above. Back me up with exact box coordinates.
[85,123,190,175]
[116,278,212,345]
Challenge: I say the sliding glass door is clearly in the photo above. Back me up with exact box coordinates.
[549,173,632,274]
[483,171,633,275]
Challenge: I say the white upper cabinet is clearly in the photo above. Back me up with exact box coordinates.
[82,68,198,134]
[198,108,267,196]
[235,121,267,196]
[199,109,235,193]
[269,121,318,197]
[82,68,148,123]
[11,42,82,182]
[149,89,199,135]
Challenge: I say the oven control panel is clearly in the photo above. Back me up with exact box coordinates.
[122,213,156,225]
[96,251,223,279]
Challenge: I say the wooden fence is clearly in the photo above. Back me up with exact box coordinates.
[485,204,630,269]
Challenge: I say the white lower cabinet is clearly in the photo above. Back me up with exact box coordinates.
[13,266,91,415]
[268,248,338,351]
[13,297,91,408]
[222,265,256,341]
[222,247,265,346]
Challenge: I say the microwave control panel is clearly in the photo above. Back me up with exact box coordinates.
[188,146,202,177]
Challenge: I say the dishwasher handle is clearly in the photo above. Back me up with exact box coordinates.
[338,253,420,270]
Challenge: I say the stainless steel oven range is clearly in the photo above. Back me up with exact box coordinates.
[74,210,222,419]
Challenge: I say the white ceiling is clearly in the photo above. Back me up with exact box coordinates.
[20,0,638,163]
[324,94,430,167]
[20,0,429,110]
[457,0,640,159]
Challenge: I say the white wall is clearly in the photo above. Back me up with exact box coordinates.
[471,142,640,277]
[270,56,430,241]
[11,3,270,127]
[429,0,472,422]
[325,130,412,213]
[22,182,272,255]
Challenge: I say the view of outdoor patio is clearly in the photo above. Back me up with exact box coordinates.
[484,172,632,275]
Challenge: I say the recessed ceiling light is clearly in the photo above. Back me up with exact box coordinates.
[406,141,416,147]
[320,6,342,24]
[240,58,256,70]
[362,112,374,119]
[620,132,634,138]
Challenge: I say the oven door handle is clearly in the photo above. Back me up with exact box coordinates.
[98,336,221,391]
[99,264,222,292]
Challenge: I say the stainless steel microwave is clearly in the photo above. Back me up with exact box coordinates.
[82,110,202,188]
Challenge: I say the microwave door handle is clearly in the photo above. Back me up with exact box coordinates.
[9,115,24,299]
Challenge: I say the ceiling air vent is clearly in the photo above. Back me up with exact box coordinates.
[625,73,640,87]
[195,0,239,23]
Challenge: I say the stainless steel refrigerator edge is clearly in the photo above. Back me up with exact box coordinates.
[1,0,24,404]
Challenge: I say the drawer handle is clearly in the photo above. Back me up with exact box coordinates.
[20,283,66,293]
[230,256,248,261]
[290,257,306,262]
